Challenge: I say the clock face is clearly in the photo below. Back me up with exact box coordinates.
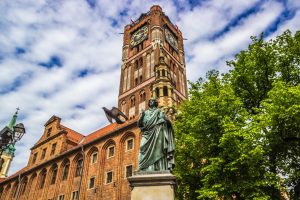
[130,25,148,47]
[165,28,178,51]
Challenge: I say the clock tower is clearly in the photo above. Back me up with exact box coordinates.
[118,5,188,119]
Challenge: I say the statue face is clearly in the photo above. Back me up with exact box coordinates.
[148,99,158,108]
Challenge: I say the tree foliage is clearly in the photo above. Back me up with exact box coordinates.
[174,30,300,200]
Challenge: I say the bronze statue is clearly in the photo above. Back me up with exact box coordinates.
[137,98,175,171]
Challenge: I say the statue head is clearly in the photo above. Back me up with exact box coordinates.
[148,98,158,108]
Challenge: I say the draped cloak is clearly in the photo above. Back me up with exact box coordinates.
[137,108,175,171]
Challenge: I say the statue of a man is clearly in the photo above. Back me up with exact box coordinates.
[137,98,175,171]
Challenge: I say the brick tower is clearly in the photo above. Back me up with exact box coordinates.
[118,5,188,119]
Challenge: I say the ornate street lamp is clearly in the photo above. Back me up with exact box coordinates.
[13,123,26,142]
[0,109,26,157]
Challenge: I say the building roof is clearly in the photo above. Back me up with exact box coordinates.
[61,125,84,144]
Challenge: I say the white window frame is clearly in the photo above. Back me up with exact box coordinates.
[91,152,98,164]
[106,170,113,184]
[89,176,96,189]
[58,194,64,200]
[71,191,79,200]
[126,138,134,152]
[107,145,115,159]
[125,164,133,179]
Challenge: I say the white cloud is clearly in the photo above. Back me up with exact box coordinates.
[0,0,299,176]
[185,0,284,80]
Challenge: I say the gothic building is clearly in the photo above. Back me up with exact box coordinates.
[0,5,187,200]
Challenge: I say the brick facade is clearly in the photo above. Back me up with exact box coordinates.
[0,5,187,200]
[0,118,140,200]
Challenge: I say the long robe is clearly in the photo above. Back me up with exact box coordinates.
[137,107,175,171]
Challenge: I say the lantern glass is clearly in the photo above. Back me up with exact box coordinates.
[13,123,25,141]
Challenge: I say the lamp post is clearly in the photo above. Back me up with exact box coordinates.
[0,109,26,158]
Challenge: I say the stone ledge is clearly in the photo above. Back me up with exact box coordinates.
[128,172,177,187]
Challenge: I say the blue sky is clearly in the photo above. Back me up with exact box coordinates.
[0,0,300,175]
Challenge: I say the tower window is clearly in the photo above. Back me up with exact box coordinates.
[163,86,168,96]
[121,100,126,114]
[0,159,3,171]
[130,96,135,107]
[162,69,165,77]
[135,78,138,86]
[155,88,160,97]
[135,60,138,70]
[139,75,142,83]
[139,57,143,68]
[140,91,146,103]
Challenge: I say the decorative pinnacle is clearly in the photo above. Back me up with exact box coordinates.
[8,107,20,130]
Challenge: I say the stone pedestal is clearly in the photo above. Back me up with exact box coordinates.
[128,171,177,200]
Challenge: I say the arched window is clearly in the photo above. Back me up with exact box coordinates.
[123,67,128,92]
[4,184,11,199]
[126,138,134,151]
[135,78,138,86]
[0,186,3,199]
[27,173,36,196]
[50,164,58,184]
[163,86,168,96]
[155,88,160,97]
[150,52,155,77]
[140,91,146,103]
[0,159,4,171]
[130,96,135,107]
[121,100,126,114]
[39,169,47,189]
[127,65,132,90]
[139,57,143,68]
[12,181,19,198]
[135,60,139,70]
[62,161,70,181]
[139,75,142,83]
[20,177,28,195]
[107,145,115,158]
[75,158,83,177]
[162,69,165,77]
[91,151,98,164]
[146,53,150,79]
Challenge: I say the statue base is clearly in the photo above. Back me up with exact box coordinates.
[128,171,177,200]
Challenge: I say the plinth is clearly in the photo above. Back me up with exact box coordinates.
[128,171,177,200]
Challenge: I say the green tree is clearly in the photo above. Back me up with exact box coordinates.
[174,30,300,199]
